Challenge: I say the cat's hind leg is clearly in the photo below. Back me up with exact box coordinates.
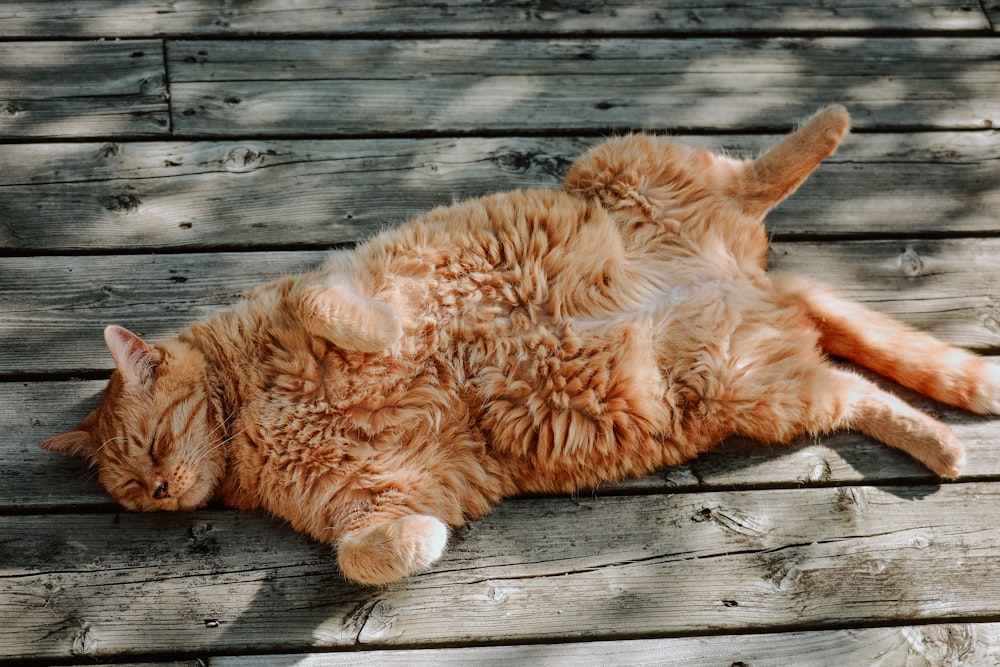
[338,514,448,585]
[774,273,1000,415]
[563,105,850,225]
[737,105,850,218]
[821,367,966,478]
[728,361,965,478]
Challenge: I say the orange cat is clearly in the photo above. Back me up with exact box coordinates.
[41,106,998,585]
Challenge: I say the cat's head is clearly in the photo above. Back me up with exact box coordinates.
[40,325,227,512]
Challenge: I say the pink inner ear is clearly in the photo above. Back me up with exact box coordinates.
[104,325,161,386]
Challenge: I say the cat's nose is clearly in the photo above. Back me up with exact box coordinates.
[152,481,170,499]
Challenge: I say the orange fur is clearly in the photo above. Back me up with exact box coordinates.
[40,106,997,585]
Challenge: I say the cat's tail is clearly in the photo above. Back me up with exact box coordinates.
[773,273,1000,415]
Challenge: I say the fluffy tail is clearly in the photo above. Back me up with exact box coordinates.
[774,273,1000,414]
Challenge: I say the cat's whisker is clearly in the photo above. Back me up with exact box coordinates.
[204,409,237,442]
[190,426,249,468]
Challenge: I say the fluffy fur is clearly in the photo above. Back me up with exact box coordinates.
[41,106,999,585]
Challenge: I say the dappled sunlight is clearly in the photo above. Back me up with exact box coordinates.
[5,3,1000,663]
[843,76,911,107]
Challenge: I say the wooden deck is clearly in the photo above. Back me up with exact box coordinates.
[3,1,1000,664]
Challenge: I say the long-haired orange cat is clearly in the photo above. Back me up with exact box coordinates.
[41,106,998,585]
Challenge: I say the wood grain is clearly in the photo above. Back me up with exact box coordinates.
[168,38,1000,136]
[0,1,988,38]
[2,131,998,252]
[5,5,1000,665]
[0,41,169,139]
[4,484,1000,660]
[213,624,1000,667]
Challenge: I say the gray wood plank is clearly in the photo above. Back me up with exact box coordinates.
[4,483,1000,659]
[0,250,325,375]
[5,239,1000,375]
[0,137,591,252]
[212,623,1000,667]
[168,38,1000,136]
[10,367,1000,512]
[2,131,998,252]
[769,239,1000,350]
[1,380,113,511]
[0,1,988,38]
[0,41,169,139]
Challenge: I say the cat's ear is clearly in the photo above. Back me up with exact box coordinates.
[39,430,95,459]
[104,325,161,387]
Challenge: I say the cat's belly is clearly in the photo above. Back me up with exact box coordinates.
[461,276,798,491]
[463,309,699,490]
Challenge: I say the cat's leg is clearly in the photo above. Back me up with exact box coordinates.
[736,105,850,217]
[728,362,965,478]
[821,368,965,478]
[774,273,1000,415]
[563,105,849,224]
[337,514,449,585]
[294,281,403,353]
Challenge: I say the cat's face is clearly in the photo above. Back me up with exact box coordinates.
[41,326,227,512]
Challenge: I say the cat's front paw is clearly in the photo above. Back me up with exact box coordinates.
[299,284,403,353]
[338,514,448,585]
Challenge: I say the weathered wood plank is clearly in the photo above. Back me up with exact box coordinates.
[0,250,325,375]
[0,137,589,252]
[168,38,1000,136]
[212,623,1000,667]
[0,1,988,38]
[4,483,1000,659]
[10,371,1000,512]
[1,380,112,511]
[5,239,1000,375]
[2,131,998,252]
[769,239,1000,350]
[0,41,169,139]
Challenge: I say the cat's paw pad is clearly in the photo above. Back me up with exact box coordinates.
[968,362,1000,415]
[338,515,448,586]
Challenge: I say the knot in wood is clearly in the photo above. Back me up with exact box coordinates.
[897,246,925,277]
[224,146,267,172]
[102,193,143,213]
[99,143,122,158]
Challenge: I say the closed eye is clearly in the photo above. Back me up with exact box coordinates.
[115,479,143,495]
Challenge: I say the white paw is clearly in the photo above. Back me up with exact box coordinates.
[338,514,448,586]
